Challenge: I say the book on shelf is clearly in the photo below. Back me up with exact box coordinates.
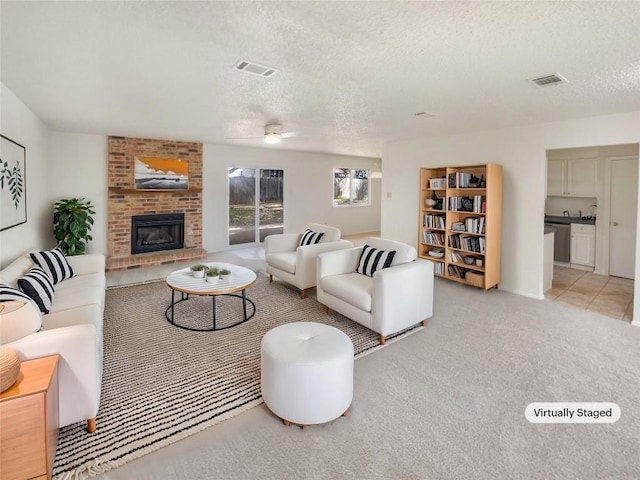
[423,214,446,229]
[464,217,477,233]
[422,231,445,245]
[448,172,473,188]
[448,173,456,188]
[460,235,483,253]
[447,251,463,263]
[448,196,476,212]
[463,216,486,234]
[472,195,485,213]
[458,172,471,188]
[447,264,465,278]
[448,233,461,249]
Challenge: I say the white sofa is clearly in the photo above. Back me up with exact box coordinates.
[0,252,105,432]
[265,224,354,298]
[317,237,434,345]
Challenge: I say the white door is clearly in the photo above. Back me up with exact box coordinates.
[609,158,638,278]
[228,168,284,246]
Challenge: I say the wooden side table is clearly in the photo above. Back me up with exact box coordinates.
[0,355,59,480]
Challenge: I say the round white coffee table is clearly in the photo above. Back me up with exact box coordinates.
[165,262,257,331]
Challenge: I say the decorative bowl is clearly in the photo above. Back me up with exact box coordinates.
[463,256,475,265]
[428,249,444,259]
[0,347,21,393]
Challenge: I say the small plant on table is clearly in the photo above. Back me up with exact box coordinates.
[206,267,220,283]
[191,264,206,278]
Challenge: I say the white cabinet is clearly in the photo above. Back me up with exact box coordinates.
[547,160,566,196]
[570,223,595,268]
[547,158,597,197]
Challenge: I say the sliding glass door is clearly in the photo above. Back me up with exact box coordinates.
[228,168,284,246]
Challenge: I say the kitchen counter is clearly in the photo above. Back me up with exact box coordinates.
[545,215,596,225]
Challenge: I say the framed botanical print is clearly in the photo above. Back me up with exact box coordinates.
[1,135,27,231]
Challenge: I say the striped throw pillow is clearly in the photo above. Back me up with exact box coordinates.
[355,244,396,277]
[17,267,55,314]
[0,283,37,306]
[299,229,325,246]
[29,248,75,285]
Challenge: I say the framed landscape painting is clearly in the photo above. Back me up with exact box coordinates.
[135,156,189,190]
[1,135,27,231]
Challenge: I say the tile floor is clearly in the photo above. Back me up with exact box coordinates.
[545,266,634,322]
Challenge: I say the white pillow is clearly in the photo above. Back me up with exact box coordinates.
[0,300,42,345]
[0,255,34,287]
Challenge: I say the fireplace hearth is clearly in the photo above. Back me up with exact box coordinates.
[131,213,184,255]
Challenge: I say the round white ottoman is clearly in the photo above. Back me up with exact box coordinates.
[261,322,354,426]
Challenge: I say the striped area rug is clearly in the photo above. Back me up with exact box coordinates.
[53,273,422,479]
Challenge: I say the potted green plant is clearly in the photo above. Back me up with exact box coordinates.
[219,268,231,281]
[206,266,220,284]
[53,198,95,256]
[190,264,206,278]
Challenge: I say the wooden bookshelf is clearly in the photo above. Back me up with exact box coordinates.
[419,164,502,290]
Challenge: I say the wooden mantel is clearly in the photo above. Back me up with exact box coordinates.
[108,187,202,195]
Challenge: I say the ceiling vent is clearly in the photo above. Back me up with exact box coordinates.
[234,60,278,78]
[529,73,568,87]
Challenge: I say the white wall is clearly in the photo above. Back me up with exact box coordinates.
[48,132,108,255]
[6,131,381,258]
[202,143,380,253]
[0,83,51,267]
[382,111,640,301]
[1,122,379,260]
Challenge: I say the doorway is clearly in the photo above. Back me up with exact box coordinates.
[544,144,639,322]
[228,168,284,246]
[608,157,638,279]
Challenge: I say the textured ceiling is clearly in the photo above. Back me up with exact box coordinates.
[1,1,639,158]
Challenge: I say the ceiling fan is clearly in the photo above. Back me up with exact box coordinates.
[228,124,309,144]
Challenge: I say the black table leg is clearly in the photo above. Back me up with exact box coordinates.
[166,289,255,332]
[242,289,248,320]
[170,289,175,324]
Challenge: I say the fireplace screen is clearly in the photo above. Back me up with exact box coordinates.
[131,213,184,254]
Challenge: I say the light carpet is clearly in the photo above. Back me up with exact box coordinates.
[53,273,421,479]
[92,277,640,480]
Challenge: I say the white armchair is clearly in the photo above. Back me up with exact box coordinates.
[317,237,434,344]
[265,224,354,298]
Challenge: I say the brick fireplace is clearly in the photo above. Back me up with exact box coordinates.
[106,136,207,271]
